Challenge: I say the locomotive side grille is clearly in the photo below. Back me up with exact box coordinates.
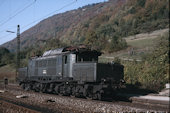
[53,59,57,66]
[47,68,56,75]
[47,59,56,66]
[42,60,47,67]
[39,61,42,67]
[47,59,57,75]
[35,61,38,67]
[34,68,38,76]
[48,59,52,66]
[38,60,47,67]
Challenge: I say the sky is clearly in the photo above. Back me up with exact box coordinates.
[0,0,107,45]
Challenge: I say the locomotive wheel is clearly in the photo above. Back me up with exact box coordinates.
[32,83,38,92]
[71,87,76,97]
[97,92,102,100]
[70,95,75,98]
[21,83,25,90]
[86,96,92,100]
[86,92,93,100]
[92,92,102,100]
[92,93,97,100]
[46,83,53,93]
[24,83,31,91]
[54,86,59,94]
[40,83,46,93]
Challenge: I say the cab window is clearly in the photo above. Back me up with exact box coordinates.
[76,55,97,62]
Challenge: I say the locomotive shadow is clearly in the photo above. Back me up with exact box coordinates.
[114,84,157,102]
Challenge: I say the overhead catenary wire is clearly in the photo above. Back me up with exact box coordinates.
[22,0,77,29]
[0,0,35,23]
[0,0,36,33]
[0,25,18,33]
[0,0,36,27]
[0,0,77,40]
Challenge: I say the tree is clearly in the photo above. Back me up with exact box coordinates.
[84,30,98,50]
[124,33,169,91]
[136,0,146,7]
[107,35,127,52]
[0,47,14,66]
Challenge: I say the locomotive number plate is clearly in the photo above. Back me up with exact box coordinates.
[43,70,47,74]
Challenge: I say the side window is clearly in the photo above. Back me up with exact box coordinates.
[52,59,56,66]
[64,56,67,64]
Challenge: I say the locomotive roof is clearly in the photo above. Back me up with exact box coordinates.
[42,47,66,57]
[42,46,101,57]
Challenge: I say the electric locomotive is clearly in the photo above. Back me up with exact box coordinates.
[18,46,124,100]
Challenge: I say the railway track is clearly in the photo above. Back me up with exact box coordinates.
[0,95,61,113]
[0,84,62,113]
[0,99,40,113]
[0,84,169,112]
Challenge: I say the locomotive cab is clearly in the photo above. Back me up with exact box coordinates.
[75,50,100,63]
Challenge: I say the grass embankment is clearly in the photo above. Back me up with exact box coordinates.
[99,37,157,63]
[0,65,15,83]
[99,28,169,63]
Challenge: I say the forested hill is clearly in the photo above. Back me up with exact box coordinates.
[2,0,169,52]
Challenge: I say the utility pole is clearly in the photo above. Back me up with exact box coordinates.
[16,25,20,82]
[6,25,20,82]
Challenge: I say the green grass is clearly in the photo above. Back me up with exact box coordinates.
[99,57,114,63]
[127,38,157,48]
[100,33,163,63]
[125,28,169,48]
[0,65,16,82]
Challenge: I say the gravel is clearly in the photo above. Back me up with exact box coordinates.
[0,85,168,112]
[7,90,163,112]
[0,100,40,113]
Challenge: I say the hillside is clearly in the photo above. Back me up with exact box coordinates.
[2,0,122,52]
[1,0,169,52]
[99,28,169,62]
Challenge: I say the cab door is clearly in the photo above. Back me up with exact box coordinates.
[62,55,68,78]
[57,55,62,77]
